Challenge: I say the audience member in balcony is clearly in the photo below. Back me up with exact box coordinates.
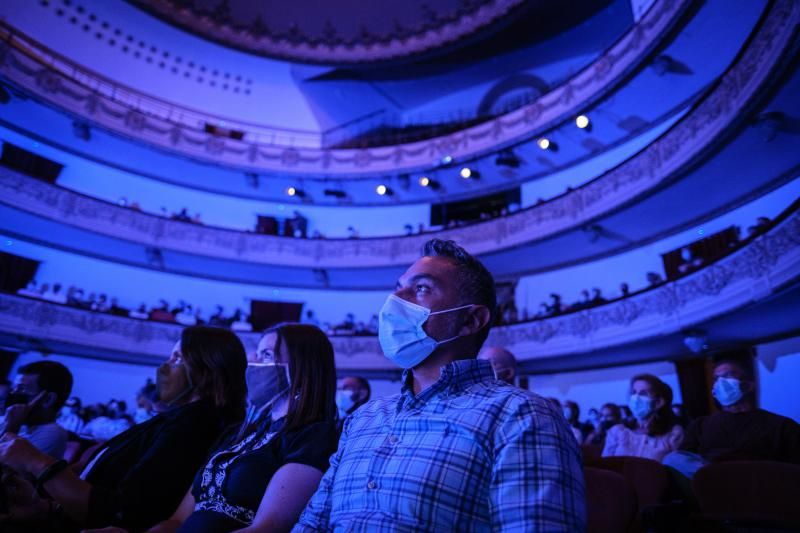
[1,361,72,458]
[477,346,517,384]
[591,288,606,305]
[404,223,414,236]
[301,309,320,327]
[57,396,85,435]
[747,216,771,236]
[175,304,198,326]
[83,399,134,440]
[0,326,248,531]
[585,403,622,446]
[602,374,684,461]
[620,282,630,297]
[16,280,39,297]
[294,239,585,531]
[150,300,175,323]
[108,297,129,317]
[663,359,800,480]
[292,210,308,238]
[41,283,67,304]
[32,282,50,300]
[563,400,591,443]
[347,226,360,239]
[67,286,85,307]
[208,305,227,327]
[366,313,379,334]
[93,294,110,313]
[231,309,253,332]
[336,376,371,431]
[129,303,149,320]
[152,323,339,532]
[134,379,158,424]
[646,271,664,286]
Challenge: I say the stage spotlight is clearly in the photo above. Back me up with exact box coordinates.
[576,115,590,129]
[287,186,306,198]
[419,176,431,187]
[537,138,551,150]
[460,167,472,179]
[376,184,393,196]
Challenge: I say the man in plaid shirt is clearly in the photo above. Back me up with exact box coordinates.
[294,239,585,532]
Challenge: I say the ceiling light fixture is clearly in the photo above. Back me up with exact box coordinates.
[576,115,590,129]
[460,167,472,179]
[537,138,551,150]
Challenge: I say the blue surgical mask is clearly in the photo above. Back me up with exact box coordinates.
[712,377,744,406]
[629,394,655,420]
[246,363,291,410]
[378,294,474,369]
[336,390,355,415]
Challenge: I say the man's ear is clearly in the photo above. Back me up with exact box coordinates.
[460,305,491,336]
[39,391,58,410]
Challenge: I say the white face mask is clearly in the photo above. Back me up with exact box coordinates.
[378,294,474,369]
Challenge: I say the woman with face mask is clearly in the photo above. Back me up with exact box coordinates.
[150,323,339,533]
[601,374,684,461]
[0,326,248,532]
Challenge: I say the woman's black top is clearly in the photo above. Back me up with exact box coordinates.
[178,415,338,532]
[83,399,234,531]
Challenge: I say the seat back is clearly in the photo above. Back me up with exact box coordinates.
[585,466,637,533]
[587,456,672,508]
[693,461,800,525]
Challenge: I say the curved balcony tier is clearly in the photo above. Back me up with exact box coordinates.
[0,0,689,173]
[0,0,797,286]
[1,201,797,377]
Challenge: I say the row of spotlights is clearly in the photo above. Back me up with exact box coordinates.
[287,117,591,197]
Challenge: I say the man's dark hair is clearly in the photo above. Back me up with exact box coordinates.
[18,361,73,409]
[352,376,371,404]
[421,239,497,350]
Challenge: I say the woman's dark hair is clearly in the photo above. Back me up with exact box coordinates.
[264,323,337,432]
[564,400,580,426]
[180,326,248,424]
[629,373,676,437]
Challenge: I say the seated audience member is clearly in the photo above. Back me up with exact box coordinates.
[134,379,158,424]
[16,280,38,297]
[152,323,339,532]
[129,303,149,320]
[82,399,133,440]
[0,326,247,531]
[231,311,253,332]
[563,400,591,443]
[336,376,371,429]
[477,346,518,384]
[150,300,175,322]
[108,298,129,317]
[293,239,585,531]
[603,374,684,461]
[586,407,600,429]
[585,403,622,446]
[2,361,72,458]
[57,396,85,435]
[664,359,800,478]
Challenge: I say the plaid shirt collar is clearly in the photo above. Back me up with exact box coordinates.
[399,358,495,409]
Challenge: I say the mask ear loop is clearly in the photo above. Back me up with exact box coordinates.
[238,364,292,440]
[428,304,477,346]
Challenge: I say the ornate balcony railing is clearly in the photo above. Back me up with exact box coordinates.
[1,201,798,374]
[0,0,796,270]
[0,0,689,173]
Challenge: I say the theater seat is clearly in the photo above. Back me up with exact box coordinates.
[692,461,800,530]
[586,456,672,508]
[584,466,637,533]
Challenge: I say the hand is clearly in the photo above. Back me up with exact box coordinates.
[0,467,49,526]
[2,391,45,433]
[0,433,51,476]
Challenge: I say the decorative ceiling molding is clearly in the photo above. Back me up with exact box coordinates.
[129,0,527,64]
[0,0,795,269]
[0,0,688,174]
[1,203,797,370]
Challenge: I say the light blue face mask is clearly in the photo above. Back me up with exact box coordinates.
[378,294,474,369]
[712,377,744,406]
[629,393,655,420]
